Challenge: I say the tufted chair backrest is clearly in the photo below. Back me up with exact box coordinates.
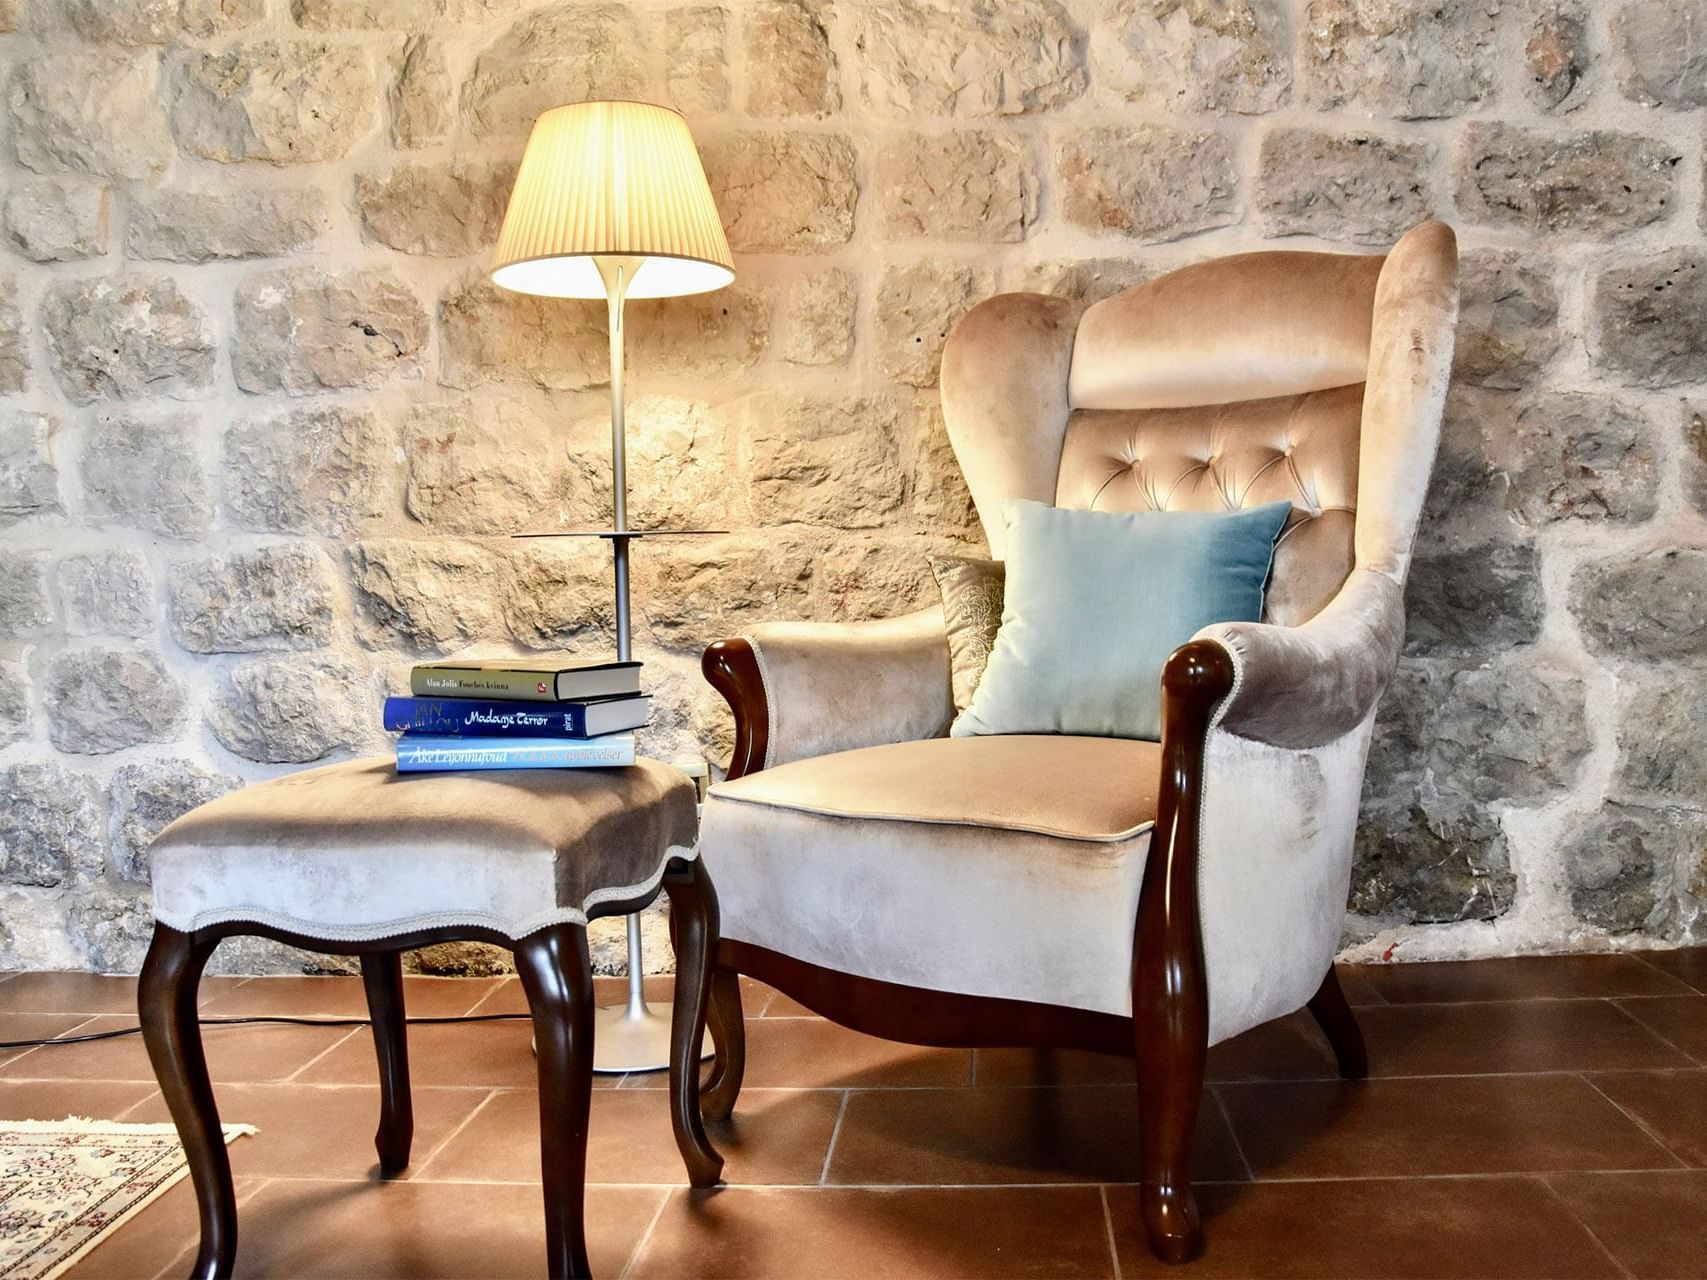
[939,222,1459,627]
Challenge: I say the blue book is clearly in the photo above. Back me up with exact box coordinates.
[383,695,651,739]
[394,732,636,773]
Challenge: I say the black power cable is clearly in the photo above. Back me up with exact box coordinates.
[0,1011,534,1052]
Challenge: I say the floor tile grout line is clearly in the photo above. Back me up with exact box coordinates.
[1098,1184,1124,1280]
[279,1023,366,1084]
[1578,1071,1695,1171]
[618,1185,675,1280]
[817,1089,853,1187]
[1531,1172,1637,1280]
[406,1087,503,1181]
[1606,998,1707,1069]
[1628,951,1707,996]
[1209,1085,1256,1182]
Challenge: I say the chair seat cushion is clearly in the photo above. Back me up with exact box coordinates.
[150,756,698,943]
[711,734,1161,841]
[699,735,1162,1018]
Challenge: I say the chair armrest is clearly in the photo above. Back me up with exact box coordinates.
[1191,568,1405,751]
[702,608,954,778]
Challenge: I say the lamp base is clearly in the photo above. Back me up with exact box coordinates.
[591,1001,675,1074]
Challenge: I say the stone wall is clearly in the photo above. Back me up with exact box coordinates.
[0,0,1703,973]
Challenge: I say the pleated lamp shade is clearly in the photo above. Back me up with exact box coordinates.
[490,100,735,300]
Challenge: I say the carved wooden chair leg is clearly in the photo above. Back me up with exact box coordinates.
[1133,976,1208,1265]
[1306,965,1368,1080]
[359,952,414,1175]
[515,924,595,1280]
[663,857,725,1187]
[700,966,746,1123]
[138,924,234,1280]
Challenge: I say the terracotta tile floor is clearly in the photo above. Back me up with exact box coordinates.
[3,952,1706,1278]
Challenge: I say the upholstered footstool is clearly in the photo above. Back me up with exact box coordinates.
[138,756,723,1280]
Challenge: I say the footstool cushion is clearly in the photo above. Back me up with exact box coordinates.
[150,756,698,942]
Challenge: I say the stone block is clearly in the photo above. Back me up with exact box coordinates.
[404,399,558,534]
[290,0,432,27]
[224,405,390,536]
[630,286,771,376]
[8,52,173,178]
[1613,0,1707,109]
[58,551,153,639]
[745,0,840,117]
[127,188,327,262]
[1405,538,1544,657]
[66,886,154,973]
[42,274,215,405]
[668,6,729,112]
[745,392,905,527]
[1057,125,1238,242]
[1565,802,1707,935]
[463,7,647,138]
[168,40,376,164]
[1522,0,1589,111]
[906,396,980,536]
[1615,670,1707,805]
[1013,259,1153,304]
[1572,549,1707,661]
[108,759,240,883]
[780,270,856,366]
[43,645,186,754]
[850,0,1086,117]
[66,0,263,41]
[3,181,108,262]
[0,276,23,394]
[209,656,368,764]
[1454,250,1561,389]
[813,534,953,622]
[0,763,102,888]
[234,267,427,396]
[877,131,1037,242]
[1591,252,1707,388]
[80,412,214,540]
[439,278,606,392]
[0,411,60,528]
[170,544,335,654]
[0,661,26,746]
[357,161,513,258]
[390,35,451,150]
[502,541,615,652]
[621,395,733,529]
[1455,123,1681,236]
[348,538,505,652]
[1256,128,1433,245]
[702,132,858,253]
[1094,0,1290,114]
[1303,0,1496,118]
[1429,658,1590,806]
[1354,790,1513,924]
[875,263,991,387]
[0,550,51,639]
[639,533,816,643]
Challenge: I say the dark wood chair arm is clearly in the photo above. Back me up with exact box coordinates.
[702,638,769,781]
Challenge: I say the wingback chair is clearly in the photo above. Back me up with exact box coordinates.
[695,221,1459,1263]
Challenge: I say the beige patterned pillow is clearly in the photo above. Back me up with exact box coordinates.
[929,555,1006,714]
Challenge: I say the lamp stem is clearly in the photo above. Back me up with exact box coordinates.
[595,256,640,663]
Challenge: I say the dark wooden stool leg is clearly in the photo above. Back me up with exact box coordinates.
[663,858,724,1187]
[360,952,413,1175]
[138,923,234,1280]
[515,924,595,1280]
[700,966,745,1123]
[1307,965,1369,1080]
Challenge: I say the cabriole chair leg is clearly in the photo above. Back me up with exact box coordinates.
[360,952,414,1175]
[701,966,746,1123]
[1307,965,1369,1080]
[663,857,725,1187]
[138,924,235,1280]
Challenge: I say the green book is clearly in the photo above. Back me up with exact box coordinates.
[409,659,642,702]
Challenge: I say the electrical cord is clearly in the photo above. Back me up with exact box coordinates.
[0,1011,534,1051]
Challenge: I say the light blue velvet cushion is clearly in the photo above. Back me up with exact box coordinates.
[953,499,1292,742]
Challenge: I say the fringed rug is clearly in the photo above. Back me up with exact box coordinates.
[0,1118,254,1280]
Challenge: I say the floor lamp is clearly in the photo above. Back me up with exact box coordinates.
[491,101,735,1072]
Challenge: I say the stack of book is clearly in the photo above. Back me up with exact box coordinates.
[385,659,650,773]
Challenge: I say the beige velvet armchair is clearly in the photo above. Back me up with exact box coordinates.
[695,222,1459,1263]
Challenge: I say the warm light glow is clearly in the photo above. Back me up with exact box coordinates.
[490,100,735,300]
